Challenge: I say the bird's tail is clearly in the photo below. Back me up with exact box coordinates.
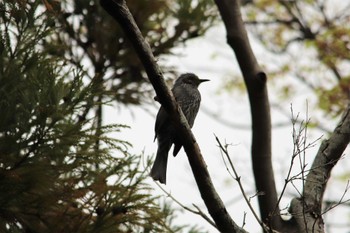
[150,137,171,184]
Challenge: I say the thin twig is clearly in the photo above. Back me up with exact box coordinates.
[242,212,247,228]
[155,182,218,229]
[215,135,267,231]
[272,103,323,220]
[322,180,350,215]
[300,101,309,231]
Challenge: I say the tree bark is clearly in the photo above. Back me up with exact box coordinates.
[100,0,247,232]
[213,0,282,230]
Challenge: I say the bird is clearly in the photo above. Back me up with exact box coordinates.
[150,73,209,184]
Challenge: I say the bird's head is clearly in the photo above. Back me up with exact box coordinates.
[175,73,209,88]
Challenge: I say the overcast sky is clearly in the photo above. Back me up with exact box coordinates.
[104,23,350,233]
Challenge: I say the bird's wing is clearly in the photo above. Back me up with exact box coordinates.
[154,106,169,141]
[154,85,182,141]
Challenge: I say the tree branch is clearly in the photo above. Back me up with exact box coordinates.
[213,0,281,230]
[215,136,267,231]
[100,0,247,232]
[289,103,350,232]
[155,182,217,229]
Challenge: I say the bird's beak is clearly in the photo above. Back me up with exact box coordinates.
[199,79,210,83]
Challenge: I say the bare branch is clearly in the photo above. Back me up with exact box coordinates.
[270,102,332,133]
[215,136,268,231]
[322,180,350,215]
[273,105,322,217]
[155,182,217,229]
[100,0,247,232]
[290,103,350,232]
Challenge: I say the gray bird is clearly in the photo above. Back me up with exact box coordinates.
[150,73,209,184]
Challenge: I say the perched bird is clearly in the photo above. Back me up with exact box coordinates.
[150,73,209,184]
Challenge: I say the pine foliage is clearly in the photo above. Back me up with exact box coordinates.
[0,2,196,232]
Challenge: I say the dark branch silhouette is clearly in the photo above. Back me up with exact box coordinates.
[100,0,246,232]
[100,0,350,232]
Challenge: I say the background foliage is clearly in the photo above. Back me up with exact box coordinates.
[225,0,350,124]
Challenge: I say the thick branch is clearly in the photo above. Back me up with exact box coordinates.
[100,0,246,232]
[214,0,281,230]
[290,104,350,233]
